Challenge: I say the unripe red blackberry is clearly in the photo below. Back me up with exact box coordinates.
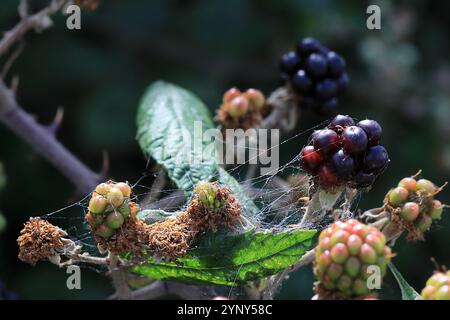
[223,87,241,103]
[244,89,265,109]
[228,96,249,120]
[421,271,450,300]
[314,219,392,299]
[217,87,265,130]
[299,115,388,189]
[400,202,420,222]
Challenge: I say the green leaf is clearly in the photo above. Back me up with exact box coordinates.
[136,81,258,216]
[130,229,317,286]
[388,262,421,300]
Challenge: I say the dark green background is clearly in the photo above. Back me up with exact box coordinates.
[0,0,449,299]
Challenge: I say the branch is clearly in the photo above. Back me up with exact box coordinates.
[0,80,100,193]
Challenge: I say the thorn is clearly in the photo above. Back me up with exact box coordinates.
[47,107,64,136]
[99,151,109,181]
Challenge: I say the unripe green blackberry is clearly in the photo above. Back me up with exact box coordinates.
[95,223,114,238]
[118,203,131,218]
[116,182,132,198]
[87,181,140,241]
[95,182,111,196]
[314,219,392,299]
[384,175,446,240]
[107,187,125,207]
[88,195,108,214]
[388,187,409,207]
[429,200,443,220]
[400,202,420,222]
[106,211,124,229]
[421,271,450,300]
[416,179,436,195]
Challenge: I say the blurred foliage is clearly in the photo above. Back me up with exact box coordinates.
[0,0,449,299]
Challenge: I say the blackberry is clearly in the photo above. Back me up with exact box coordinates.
[306,53,327,78]
[316,79,338,100]
[342,126,368,155]
[280,51,301,74]
[292,69,313,93]
[363,146,389,174]
[279,37,349,113]
[299,115,389,189]
[330,150,355,178]
[313,129,340,156]
[329,114,354,129]
[327,51,346,77]
[358,119,382,146]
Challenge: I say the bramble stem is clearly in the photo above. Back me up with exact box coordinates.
[0,80,100,193]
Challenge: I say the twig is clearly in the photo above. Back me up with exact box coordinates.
[0,80,100,193]
[262,248,316,299]
[108,253,132,300]
[0,0,71,56]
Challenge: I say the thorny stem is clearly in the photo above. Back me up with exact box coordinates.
[0,80,101,193]
[0,0,71,56]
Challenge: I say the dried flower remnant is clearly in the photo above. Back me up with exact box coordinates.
[17,217,65,265]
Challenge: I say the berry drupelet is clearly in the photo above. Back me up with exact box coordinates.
[279,37,349,113]
[300,115,389,189]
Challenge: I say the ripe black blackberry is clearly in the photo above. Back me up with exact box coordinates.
[279,37,349,113]
[299,115,389,189]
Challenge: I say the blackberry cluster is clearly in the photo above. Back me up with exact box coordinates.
[86,181,140,239]
[421,271,450,300]
[300,114,389,189]
[279,37,349,113]
[387,176,445,237]
[314,219,392,299]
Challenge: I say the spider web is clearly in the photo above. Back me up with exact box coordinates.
[37,116,366,295]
